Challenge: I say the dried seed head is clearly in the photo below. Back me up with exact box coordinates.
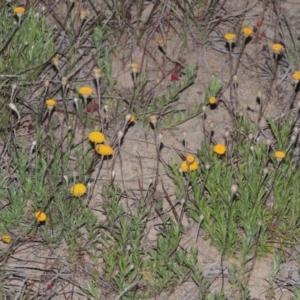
[150,115,157,126]
[158,38,164,46]
[158,132,163,142]
[231,184,238,195]
[52,56,59,67]
[11,83,17,92]
[93,67,101,79]
[61,76,68,87]
[8,103,17,112]
[80,10,88,21]
[125,114,131,123]
[224,128,230,138]
[118,130,124,143]
[131,62,139,73]
[63,175,69,185]
[44,79,50,88]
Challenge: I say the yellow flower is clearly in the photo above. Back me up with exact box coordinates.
[70,183,87,197]
[131,62,139,73]
[214,144,226,155]
[89,131,105,143]
[2,235,11,244]
[272,43,283,54]
[180,160,198,172]
[243,27,253,37]
[45,99,56,107]
[52,56,59,66]
[14,6,25,16]
[292,71,300,83]
[95,144,113,156]
[129,115,135,123]
[149,115,157,123]
[158,38,164,45]
[224,33,236,43]
[80,10,87,20]
[186,154,195,164]
[274,151,285,161]
[78,86,93,97]
[209,96,217,104]
[35,211,47,222]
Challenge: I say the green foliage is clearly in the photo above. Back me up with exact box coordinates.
[2,0,300,298]
[0,7,54,82]
[170,114,300,259]
[0,126,95,251]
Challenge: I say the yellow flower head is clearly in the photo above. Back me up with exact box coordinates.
[131,62,139,73]
[274,151,285,161]
[243,27,253,37]
[209,96,217,105]
[129,115,135,123]
[149,115,157,123]
[186,154,195,164]
[214,144,226,155]
[89,131,105,143]
[180,160,198,172]
[35,211,47,222]
[52,56,59,66]
[70,183,87,197]
[80,10,87,20]
[292,71,300,83]
[2,235,11,244]
[78,86,93,97]
[95,144,113,156]
[158,38,164,45]
[14,6,25,16]
[45,99,56,107]
[224,33,236,43]
[272,43,283,54]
